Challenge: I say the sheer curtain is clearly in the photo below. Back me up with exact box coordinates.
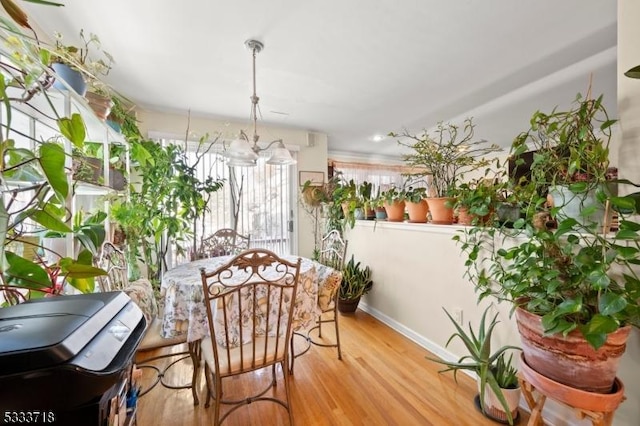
[330,160,427,193]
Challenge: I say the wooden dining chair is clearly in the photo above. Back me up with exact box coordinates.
[291,230,347,373]
[97,241,200,405]
[194,228,251,260]
[200,249,301,425]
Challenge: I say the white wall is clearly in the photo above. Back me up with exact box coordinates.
[134,109,328,258]
[347,221,639,426]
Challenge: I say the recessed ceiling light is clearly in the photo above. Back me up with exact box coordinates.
[372,134,384,142]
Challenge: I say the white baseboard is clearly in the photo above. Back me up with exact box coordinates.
[357,302,572,426]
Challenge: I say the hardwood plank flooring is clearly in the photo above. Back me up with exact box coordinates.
[135,310,528,425]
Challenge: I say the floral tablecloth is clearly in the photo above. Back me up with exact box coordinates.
[160,255,341,343]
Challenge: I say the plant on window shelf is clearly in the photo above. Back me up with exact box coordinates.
[391,117,502,199]
[50,29,113,80]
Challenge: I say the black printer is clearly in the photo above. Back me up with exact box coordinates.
[0,291,146,425]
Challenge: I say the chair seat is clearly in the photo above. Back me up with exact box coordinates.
[201,335,287,375]
[138,317,187,351]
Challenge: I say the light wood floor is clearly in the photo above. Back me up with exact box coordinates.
[135,310,528,425]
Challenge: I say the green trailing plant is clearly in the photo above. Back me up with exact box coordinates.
[426,306,521,425]
[391,118,502,198]
[339,255,373,301]
[454,91,640,350]
[510,91,614,199]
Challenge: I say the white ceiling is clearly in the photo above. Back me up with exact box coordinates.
[24,0,617,159]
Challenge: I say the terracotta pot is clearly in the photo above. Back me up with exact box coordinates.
[341,202,350,217]
[364,207,376,220]
[457,207,474,225]
[515,307,631,393]
[426,197,454,224]
[457,207,493,226]
[85,91,114,121]
[519,353,625,412]
[406,199,429,223]
[383,201,405,222]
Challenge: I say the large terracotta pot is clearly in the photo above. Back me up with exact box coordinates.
[515,307,631,393]
[426,197,454,224]
[519,353,625,412]
[383,200,405,222]
[406,199,429,223]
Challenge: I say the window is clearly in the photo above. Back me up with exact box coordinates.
[330,160,426,193]
[159,138,295,264]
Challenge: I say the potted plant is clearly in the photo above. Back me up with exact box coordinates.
[455,91,640,395]
[427,306,521,425]
[338,255,373,313]
[404,185,429,223]
[50,29,114,96]
[357,181,375,220]
[379,185,406,222]
[391,117,502,224]
[370,187,387,220]
[510,91,615,229]
[452,167,505,226]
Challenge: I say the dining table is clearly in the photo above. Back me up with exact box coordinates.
[159,254,342,343]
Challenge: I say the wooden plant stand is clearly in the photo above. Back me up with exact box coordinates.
[518,354,625,426]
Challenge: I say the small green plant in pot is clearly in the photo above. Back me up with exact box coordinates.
[427,306,521,425]
[338,255,373,313]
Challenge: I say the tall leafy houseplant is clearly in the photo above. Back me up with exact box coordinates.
[455,91,640,393]
[111,134,224,286]
[0,0,108,300]
[391,118,502,198]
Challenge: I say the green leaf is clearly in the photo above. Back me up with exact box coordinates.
[30,209,72,232]
[583,314,619,335]
[599,293,627,316]
[4,251,52,289]
[39,142,68,198]
[624,65,640,79]
[57,113,86,148]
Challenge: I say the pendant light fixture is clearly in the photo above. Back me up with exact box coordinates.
[225,40,296,167]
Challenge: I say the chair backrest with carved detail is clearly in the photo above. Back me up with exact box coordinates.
[195,228,250,260]
[97,241,128,292]
[200,249,301,376]
[319,230,348,271]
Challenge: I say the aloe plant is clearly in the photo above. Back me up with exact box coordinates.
[426,306,521,425]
